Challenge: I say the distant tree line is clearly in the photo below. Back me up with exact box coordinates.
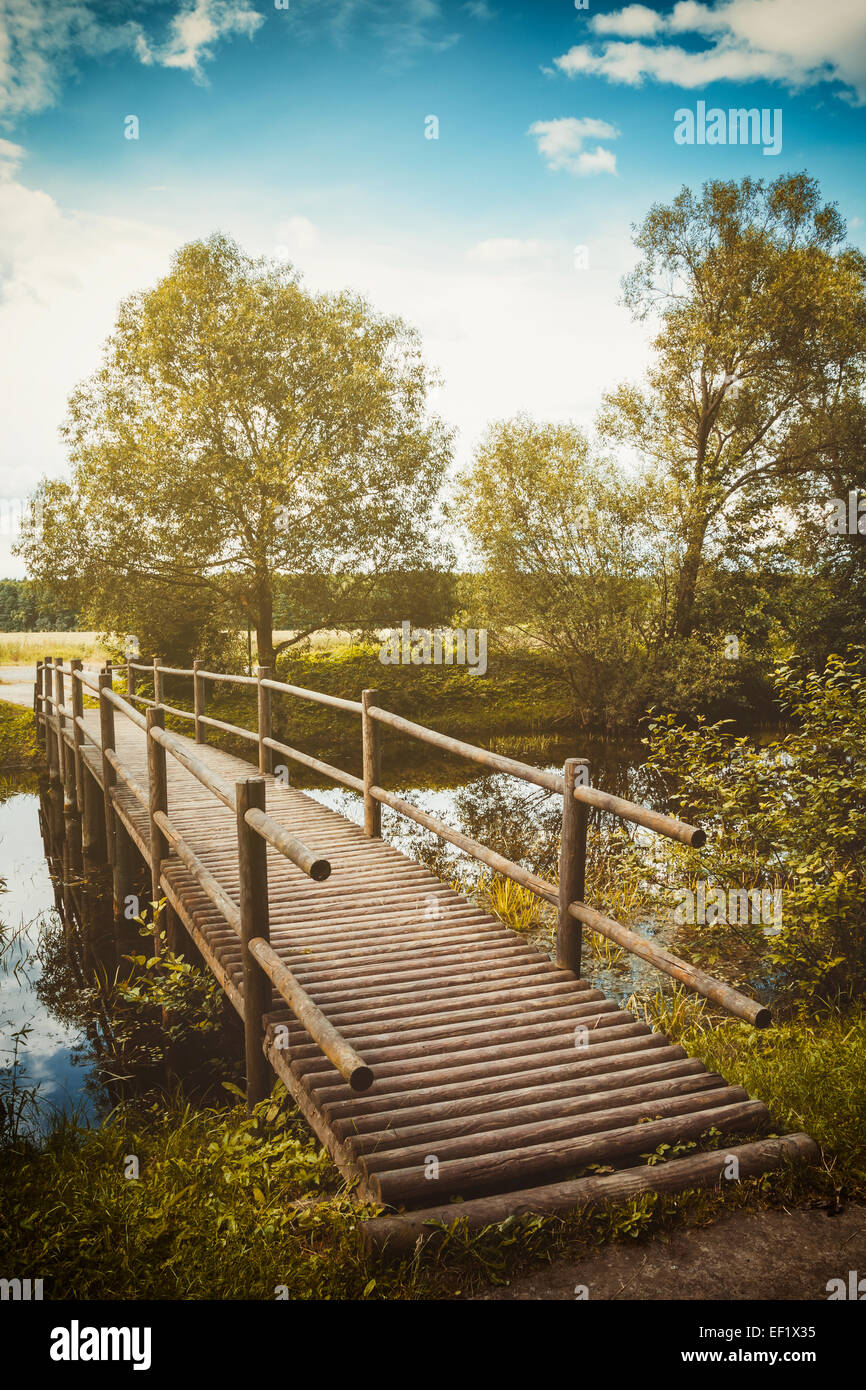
[0,579,80,631]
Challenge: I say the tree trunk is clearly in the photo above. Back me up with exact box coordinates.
[674,513,710,639]
[254,573,275,670]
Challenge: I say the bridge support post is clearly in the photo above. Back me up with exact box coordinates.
[361,688,382,838]
[112,815,137,928]
[70,658,85,814]
[54,659,71,804]
[557,757,589,977]
[98,669,116,867]
[152,656,163,710]
[44,659,59,779]
[193,659,205,743]
[34,660,44,740]
[146,706,169,952]
[237,777,272,1112]
[256,665,272,775]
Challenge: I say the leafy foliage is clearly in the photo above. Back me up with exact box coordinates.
[645,649,866,1007]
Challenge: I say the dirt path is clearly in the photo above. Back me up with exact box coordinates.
[473,1204,866,1300]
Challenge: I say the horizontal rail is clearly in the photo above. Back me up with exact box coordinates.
[157,665,194,677]
[368,705,704,846]
[371,783,556,901]
[198,713,258,742]
[106,754,149,809]
[263,735,364,793]
[149,724,237,810]
[371,783,769,1026]
[70,669,102,695]
[249,936,372,1091]
[153,810,242,932]
[568,901,771,1027]
[73,713,103,753]
[197,669,259,687]
[147,724,328,879]
[102,686,147,730]
[572,786,705,848]
[156,702,196,723]
[368,705,561,792]
[260,677,362,715]
[243,807,331,881]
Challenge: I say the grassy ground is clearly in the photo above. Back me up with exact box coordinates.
[0,1003,861,1300]
[0,631,110,664]
[0,698,40,772]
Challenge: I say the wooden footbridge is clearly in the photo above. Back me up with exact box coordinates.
[34,655,817,1257]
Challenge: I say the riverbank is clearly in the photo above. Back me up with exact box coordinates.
[0,989,862,1299]
[0,699,40,773]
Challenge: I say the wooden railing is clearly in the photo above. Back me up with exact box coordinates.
[33,655,375,1101]
[33,653,771,1033]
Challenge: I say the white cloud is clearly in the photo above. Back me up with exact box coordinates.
[528,117,620,176]
[143,0,264,79]
[591,5,664,38]
[556,0,866,104]
[0,0,264,122]
[467,237,546,263]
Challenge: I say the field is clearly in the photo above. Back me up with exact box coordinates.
[0,631,111,664]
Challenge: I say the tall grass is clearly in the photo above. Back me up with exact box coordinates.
[0,632,110,664]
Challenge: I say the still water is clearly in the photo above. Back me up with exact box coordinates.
[0,731,676,1132]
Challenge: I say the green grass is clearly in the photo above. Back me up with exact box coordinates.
[0,699,40,772]
[0,631,110,664]
[1,1004,861,1299]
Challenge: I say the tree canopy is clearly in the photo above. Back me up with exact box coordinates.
[17,234,454,666]
[601,172,866,639]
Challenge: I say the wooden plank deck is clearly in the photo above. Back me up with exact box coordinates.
[67,709,788,1217]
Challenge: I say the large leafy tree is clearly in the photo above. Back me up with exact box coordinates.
[601,173,866,639]
[18,235,453,667]
[456,414,652,723]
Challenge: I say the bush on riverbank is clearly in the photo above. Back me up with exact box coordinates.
[0,699,40,772]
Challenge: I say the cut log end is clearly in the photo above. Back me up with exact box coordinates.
[689,827,707,848]
[350,1065,375,1093]
[310,858,332,882]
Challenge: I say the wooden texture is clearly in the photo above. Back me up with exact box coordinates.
[237,777,272,1109]
[43,701,805,1223]
[361,689,381,838]
[557,757,587,975]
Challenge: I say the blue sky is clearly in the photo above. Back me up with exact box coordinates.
[1,0,864,574]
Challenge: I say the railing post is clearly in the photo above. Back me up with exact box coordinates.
[257,665,272,775]
[97,670,116,864]
[152,655,163,710]
[44,658,59,777]
[127,657,136,701]
[236,776,272,1111]
[53,658,68,793]
[193,659,205,743]
[557,757,589,976]
[361,688,382,838]
[70,658,85,814]
[34,659,42,723]
[146,706,169,952]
